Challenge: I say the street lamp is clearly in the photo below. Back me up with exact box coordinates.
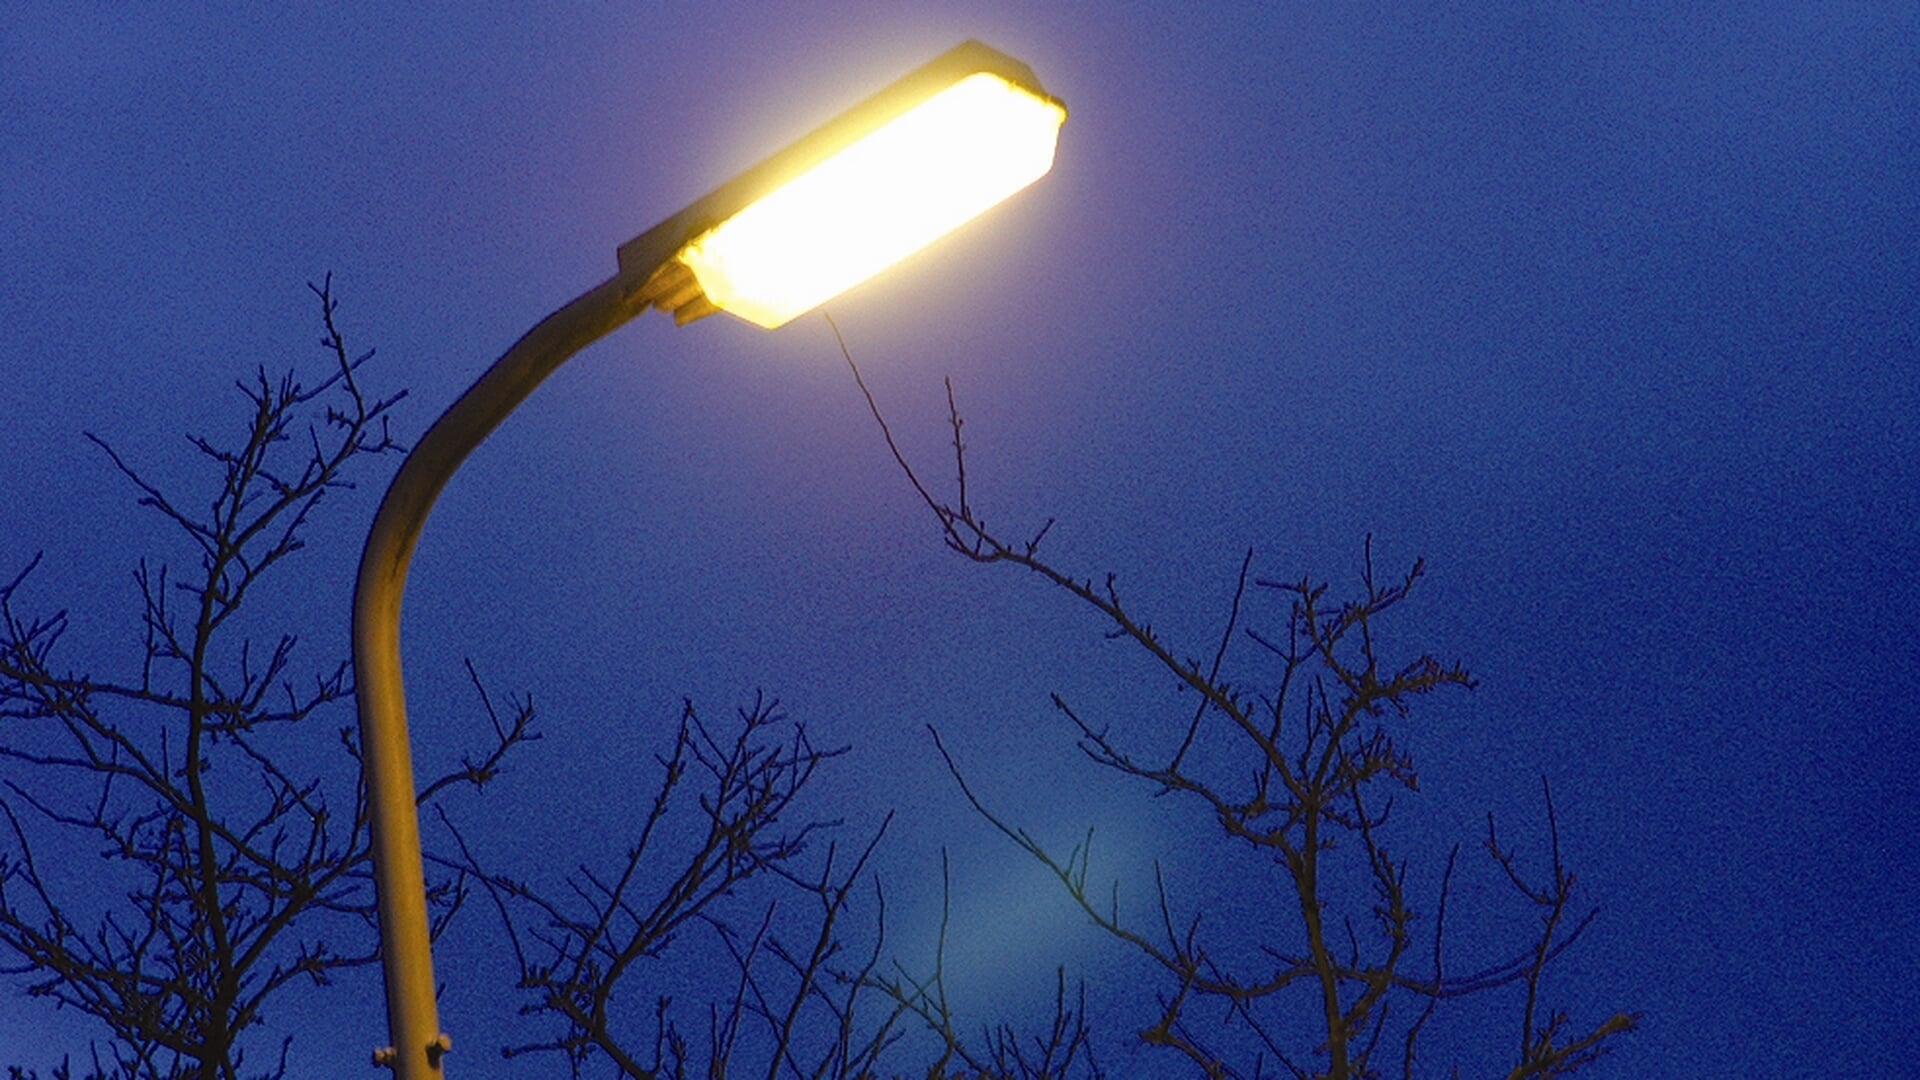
[352,39,1065,1078]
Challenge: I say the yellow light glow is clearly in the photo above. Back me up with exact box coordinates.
[676,72,1067,329]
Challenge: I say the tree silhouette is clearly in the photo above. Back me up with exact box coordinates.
[0,279,534,1080]
[839,325,1639,1080]
[0,285,1638,1079]
[438,693,910,1079]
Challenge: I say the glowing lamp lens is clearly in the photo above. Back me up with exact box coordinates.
[676,73,1067,329]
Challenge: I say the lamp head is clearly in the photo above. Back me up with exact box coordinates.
[619,40,1067,328]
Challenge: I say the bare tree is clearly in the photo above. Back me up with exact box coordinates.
[840,331,1639,1079]
[0,275,1637,1078]
[0,279,535,1080]
[441,692,925,1079]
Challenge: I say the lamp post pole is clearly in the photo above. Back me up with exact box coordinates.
[350,39,1064,1078]
[352,266,664,1079]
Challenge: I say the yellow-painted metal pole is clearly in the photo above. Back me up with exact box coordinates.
[352,263,667,1078]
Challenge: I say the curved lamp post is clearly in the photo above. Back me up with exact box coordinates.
[352,40,1066,1078]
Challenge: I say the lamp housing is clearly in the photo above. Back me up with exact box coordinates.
[618,40,1067,328]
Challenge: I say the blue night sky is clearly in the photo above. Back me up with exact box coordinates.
[4,3,1917,1076]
